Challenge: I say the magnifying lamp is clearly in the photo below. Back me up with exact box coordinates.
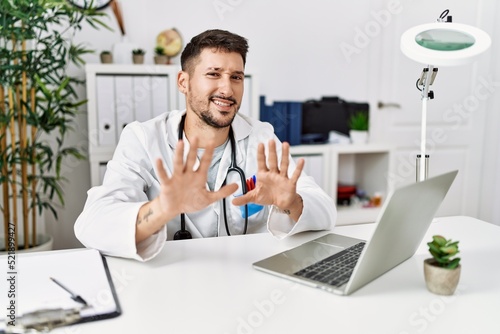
[400,10,491,181]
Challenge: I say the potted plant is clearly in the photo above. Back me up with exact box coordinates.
[423,235,461,295]
[154,46,168,65]
[132,48,145,64]
[348,111,369,144]
[0,0,107,251]
[100,50,113,64]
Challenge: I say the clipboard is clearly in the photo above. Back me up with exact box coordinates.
[1,248,121,331]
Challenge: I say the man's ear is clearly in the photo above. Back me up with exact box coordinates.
[177,71,188,94]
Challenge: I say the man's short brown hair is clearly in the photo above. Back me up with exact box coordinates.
[180,29,249,74]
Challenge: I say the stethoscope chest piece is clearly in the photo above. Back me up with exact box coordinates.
[174,229,192,240]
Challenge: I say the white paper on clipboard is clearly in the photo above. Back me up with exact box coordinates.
[1,248,121,324]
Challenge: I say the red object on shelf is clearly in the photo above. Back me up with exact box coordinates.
[337,185,356,194]
[337,184,356,205]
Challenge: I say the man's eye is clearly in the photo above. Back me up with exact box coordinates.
[232,75,244,81]
[207,72,219,77]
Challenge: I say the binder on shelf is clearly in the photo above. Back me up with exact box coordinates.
[114,75,134,134]
[287,102,302,146]
[259,96,302,145]
[272,101,288,143]
[133,76,153,122]
[259,95,270,124]
[96,75,117,146]
[151,75,170,118]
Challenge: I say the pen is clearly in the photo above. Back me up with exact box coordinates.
[50,277,88,306]
[246,175,257,191]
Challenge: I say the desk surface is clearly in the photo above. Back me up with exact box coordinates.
[57,216,499,333]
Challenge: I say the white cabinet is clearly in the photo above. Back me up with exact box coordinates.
[291,143,393,226]
[85,64,259,187]
[86,64,181,187]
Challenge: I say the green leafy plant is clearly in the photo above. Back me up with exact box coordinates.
[154,46,165,56]
[427,235,461,269]
[348,111,369,131]
[132,48,145,55]
[0,0,108,250]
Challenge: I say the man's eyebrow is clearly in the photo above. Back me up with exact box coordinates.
[205,67,245,76]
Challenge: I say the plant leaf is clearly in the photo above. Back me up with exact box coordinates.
[432,235,447,247]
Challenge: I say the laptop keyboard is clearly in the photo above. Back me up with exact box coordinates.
[293,242,366,287]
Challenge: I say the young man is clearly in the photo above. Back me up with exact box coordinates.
[75,29,335,261]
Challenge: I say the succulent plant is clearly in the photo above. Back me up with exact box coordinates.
[154,46,165,56]
[132,48,146,55]
[349,111,369,131]
[427,235,461,269]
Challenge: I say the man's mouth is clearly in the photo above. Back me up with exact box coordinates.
[211,95,237,110]
[212,99,232,107]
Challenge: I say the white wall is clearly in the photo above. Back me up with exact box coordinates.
[479,1,500,224]
[48,0,500,249]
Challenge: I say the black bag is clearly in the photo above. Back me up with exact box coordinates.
[301,96,369,143]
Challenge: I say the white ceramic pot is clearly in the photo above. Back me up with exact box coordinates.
[349,130,369,144]
[423,258,461,295]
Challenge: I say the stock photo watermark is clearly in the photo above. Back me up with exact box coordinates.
[222,289,286,334]
[213,0,245,21]
[339,0,403,63]
[5,222,17,328]
[398,284,466,334]
[223,244,332,334]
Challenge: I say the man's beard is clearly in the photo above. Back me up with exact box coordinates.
[188,94,239,129]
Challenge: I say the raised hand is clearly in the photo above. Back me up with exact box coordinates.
[135,138,238,243]
[232,140,304,221]
[156,138,238,217]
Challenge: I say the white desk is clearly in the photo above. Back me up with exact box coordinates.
[56,216,499,333]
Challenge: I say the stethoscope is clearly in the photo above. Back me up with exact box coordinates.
[174,115,248,240]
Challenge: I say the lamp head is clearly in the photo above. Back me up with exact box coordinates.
[401,22,491,66]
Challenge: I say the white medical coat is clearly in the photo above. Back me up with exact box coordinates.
[74,110,336,261]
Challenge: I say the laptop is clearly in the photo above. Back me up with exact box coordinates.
[253,170,458,295]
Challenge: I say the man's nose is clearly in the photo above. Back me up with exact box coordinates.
[217,76,234,97]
